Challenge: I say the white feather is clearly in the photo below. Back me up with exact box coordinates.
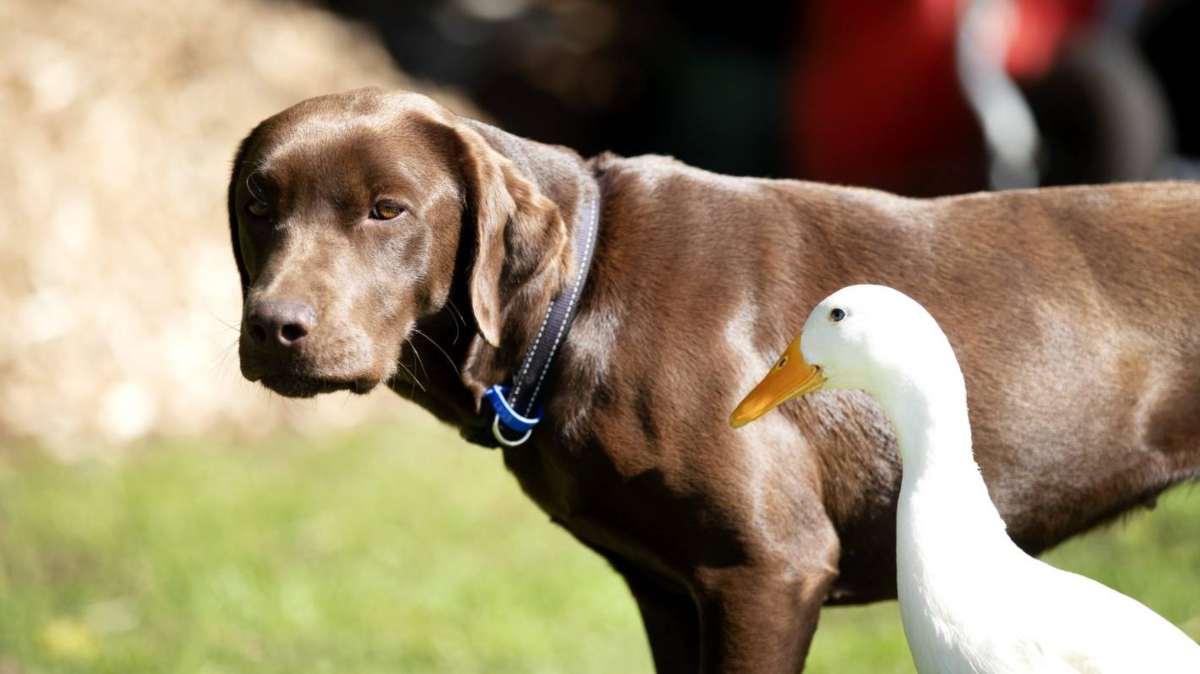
[796,285,1200,674]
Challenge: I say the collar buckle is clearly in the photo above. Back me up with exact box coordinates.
[485,384,541,447]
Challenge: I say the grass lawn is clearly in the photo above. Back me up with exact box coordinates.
[1,418,1197,673]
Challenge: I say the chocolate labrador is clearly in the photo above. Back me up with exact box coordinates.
[227,88,1200,673]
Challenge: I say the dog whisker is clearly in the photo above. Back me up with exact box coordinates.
[394,359,427,393]
[406,337,430,387]
[211,338,240,373]
[412,328,460,377]
[445,299,465,345]
[207,308,242,334]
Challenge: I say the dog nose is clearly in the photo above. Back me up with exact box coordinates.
[246,299,317,348]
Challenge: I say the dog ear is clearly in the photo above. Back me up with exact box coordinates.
[227,125,261,298]
[453,122,571,349]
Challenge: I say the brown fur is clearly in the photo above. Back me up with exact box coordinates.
[228,88,1200,673]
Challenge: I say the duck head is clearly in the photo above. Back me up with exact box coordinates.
[729,284,961,428]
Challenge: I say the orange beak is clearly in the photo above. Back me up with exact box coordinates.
[729,335,826,428]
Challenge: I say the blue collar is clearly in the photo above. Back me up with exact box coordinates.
[484,179,601,447]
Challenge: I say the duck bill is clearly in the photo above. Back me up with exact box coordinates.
[729,340,826,428]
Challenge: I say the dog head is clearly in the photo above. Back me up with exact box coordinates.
[227,88,576,402]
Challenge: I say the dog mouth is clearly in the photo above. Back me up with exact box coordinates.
[255,373,380,398]
[240,341,383,398]
[237,327,402,399]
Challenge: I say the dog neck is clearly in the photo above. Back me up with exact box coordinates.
[397,126,603,448]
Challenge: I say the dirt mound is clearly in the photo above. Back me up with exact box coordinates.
[0,0,474,454]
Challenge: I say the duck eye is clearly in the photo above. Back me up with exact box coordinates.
[246,200,270,218]
[370,200,405,220]
[830,308,846,322]
[775,355,789,370]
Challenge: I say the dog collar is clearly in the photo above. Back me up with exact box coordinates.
[484,179,601,447]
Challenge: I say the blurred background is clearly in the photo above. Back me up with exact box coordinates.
[1,0,1196,671]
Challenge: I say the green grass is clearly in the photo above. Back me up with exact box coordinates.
[0,419,1196,673]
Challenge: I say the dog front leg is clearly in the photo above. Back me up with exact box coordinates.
[693,568,836,673]
[612,558,702,674]
[693,524,840,674]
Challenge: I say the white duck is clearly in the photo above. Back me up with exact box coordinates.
[729,284,1200,673]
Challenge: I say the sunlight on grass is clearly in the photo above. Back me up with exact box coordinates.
[0,420,1196,673]
[0,422,647,674]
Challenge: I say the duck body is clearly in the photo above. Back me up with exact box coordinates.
[730,284,1200,674]
[898,460,1199,674]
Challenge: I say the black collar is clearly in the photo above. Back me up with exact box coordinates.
[483,178,601,447]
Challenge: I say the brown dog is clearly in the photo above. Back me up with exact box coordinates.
[228,87,1200,673]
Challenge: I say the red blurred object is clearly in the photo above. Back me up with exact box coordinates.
[789,0,1103,195]
[1007,0,1098,77]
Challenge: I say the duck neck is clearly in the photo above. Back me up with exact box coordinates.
[884,380,976,481]
[875,372,1010,547]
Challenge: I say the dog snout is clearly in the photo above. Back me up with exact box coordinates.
[245,299,317,349]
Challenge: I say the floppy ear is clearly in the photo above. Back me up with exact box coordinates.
[227,125,261,299]
[453,122,572,348]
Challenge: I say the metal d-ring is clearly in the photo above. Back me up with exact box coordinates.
[492,414,533,447]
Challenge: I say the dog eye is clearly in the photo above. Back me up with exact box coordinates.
[246,200,270,218]
[369,200,406,220]
[830,308,846,322]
